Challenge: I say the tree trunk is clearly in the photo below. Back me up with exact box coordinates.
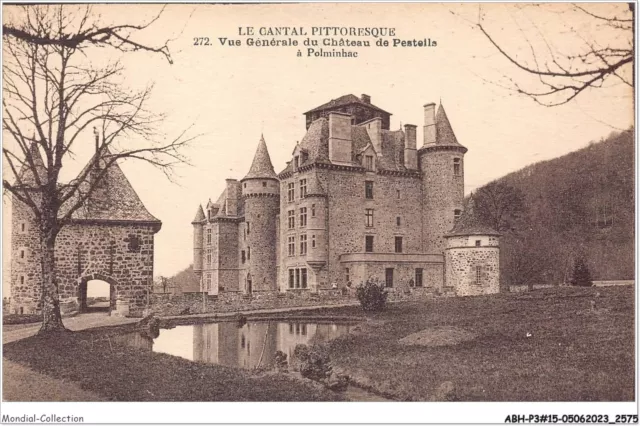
[38,227,66,333]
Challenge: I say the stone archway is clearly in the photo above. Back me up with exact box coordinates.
[77,274,118,314]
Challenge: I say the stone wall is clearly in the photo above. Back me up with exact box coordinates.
[10,196,157,316]
[150,285,436,317]
[419,149,465,253]
[445,247,500,296]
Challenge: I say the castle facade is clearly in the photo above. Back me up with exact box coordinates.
[192,94,499,297]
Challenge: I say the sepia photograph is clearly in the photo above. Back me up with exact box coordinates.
[0,1,636,423]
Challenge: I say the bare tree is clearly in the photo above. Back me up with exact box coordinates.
[474,181,526,233]
[3,5,196,333]
[475,4,633,106]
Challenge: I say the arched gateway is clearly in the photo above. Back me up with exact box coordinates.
[10,144,162,317]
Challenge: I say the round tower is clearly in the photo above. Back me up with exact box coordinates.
[241,135,280,294]
[444,196,500,296]
[191,204,205,280]
[419,102,467,254]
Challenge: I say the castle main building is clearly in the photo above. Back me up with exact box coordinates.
[192,94,499,297]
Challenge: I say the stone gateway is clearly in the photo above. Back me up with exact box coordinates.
[10,145,161,316]
[191,94,500,298]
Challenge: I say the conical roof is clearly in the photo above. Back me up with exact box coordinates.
[192,204,205,223]
[435,104,463,147]
[17,141,46,186]
[445,195,499,237]
[243,135,277,180]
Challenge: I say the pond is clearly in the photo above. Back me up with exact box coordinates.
[126,320,354,369]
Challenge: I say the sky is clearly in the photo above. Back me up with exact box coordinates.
[2,3,634,295]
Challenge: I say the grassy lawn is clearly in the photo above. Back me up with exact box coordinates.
[3,325,343,401]
[308,286,635,401]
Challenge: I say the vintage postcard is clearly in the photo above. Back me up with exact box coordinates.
[1,2,636,424]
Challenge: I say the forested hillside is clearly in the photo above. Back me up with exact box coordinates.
[476,129,634,285]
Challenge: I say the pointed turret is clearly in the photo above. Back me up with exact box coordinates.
[192,204,205,224]
[17,141,46,186]
[243,135,277,181]
[435,103,464,147]
[445,195,500,237]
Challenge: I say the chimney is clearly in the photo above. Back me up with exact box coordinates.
[93,126,99,154]
[423,103,436,145]
[328,111,353,164]
[404,124,417,169]
[361,94,371,104]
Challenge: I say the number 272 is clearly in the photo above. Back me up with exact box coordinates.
[194,37,210,46]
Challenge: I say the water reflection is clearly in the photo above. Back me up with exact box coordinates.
[131,321,352,369]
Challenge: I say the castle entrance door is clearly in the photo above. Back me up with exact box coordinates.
[78,276,116,314]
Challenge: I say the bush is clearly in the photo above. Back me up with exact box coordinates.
[292,344,332,381]
[570,255,593,287]
[355,278,388,312]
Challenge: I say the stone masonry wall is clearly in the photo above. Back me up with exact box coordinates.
[445,247,499,296]
[420,149,465,253]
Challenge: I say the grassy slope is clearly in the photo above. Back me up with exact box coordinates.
[3,327,342,401]
[322,286,634,401]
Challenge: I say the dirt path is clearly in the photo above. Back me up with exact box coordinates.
[3,313,137,401]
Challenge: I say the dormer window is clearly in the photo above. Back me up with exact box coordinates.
[294,156,299,170]
[365,155,374,171]
[454,209,462,221]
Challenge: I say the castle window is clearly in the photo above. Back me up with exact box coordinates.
[365,235,374,253]
[262,181,267,187]
[287,183,295,202]
[300,179,307,198]
[301,268,307,288]
[295,268,301,288]
[365,181,374,199]
[205,273,212,292]
[475,266,482,285]
[312,235,316,248]
[206,249,212,266]
[300,207,307,227]
[365,209,374,227]
[454,209,462,221]
[415,268,423,287]
[207,228,212,245]
[246,222,250,235]
[475,240,481,247]
[19,275,25,285]
[300,234,307,255]
[289,269,295,288]
[396,216,401,226]
[20,249,25,259]
[453,158,461,176]
[397,190,400,199]
[345,268,350,283]
[311,204,316,217]
[365,155,374,171]
[241,335,246,348]
[288,236,295,256]
[241,250,246,264]
[19,222,26,233]
[247,246,251,260]
[385,268,394,288]
[288,210,295,229]
[301,322,307,335]
[395,237,403,253]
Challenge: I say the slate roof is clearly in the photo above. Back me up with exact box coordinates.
[243,135,278,180]
[305,170,326,197]
[58,147,161,224]
[304,94,390,115]
[17,142,47,186]
[192,204,205,223]
[445,195,499,237]
[427,103,464,148]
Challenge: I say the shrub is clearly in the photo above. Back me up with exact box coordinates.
[355,278,388,312]
[291,344,331,381]
[570,255,593,287]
